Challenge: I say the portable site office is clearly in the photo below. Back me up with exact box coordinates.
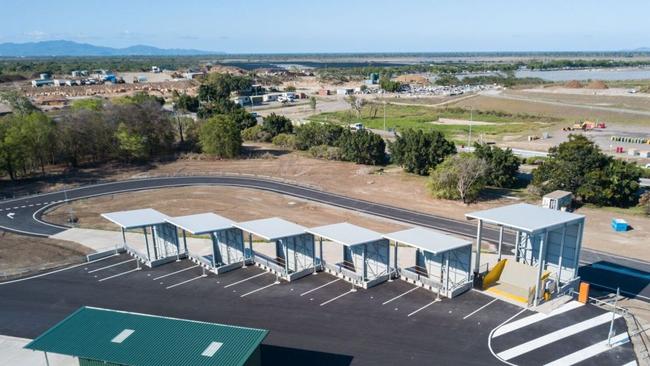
[166,213,248,275]
[235,217,316,281]
[383,227,473,298]
[307,222,390,289]
[101,208,187,267]
[466,203,585,307]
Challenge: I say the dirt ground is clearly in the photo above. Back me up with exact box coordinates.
[44,186,408,234]
[0,231,92,279]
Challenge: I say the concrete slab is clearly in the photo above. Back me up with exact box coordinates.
[0,335,75,366]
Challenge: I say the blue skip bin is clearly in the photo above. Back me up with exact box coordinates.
[611,218,628,232]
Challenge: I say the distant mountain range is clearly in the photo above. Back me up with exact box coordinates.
[0,40,223,57]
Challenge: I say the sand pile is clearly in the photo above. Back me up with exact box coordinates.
[586,80,608,89]
[564,80,584,88]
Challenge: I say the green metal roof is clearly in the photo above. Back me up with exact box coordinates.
[25,307,268,366]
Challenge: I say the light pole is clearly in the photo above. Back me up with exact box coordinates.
[383,101,387,131]
[468,106,473,147]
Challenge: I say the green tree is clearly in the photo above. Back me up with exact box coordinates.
[115,122,147,161]
[337,129,386,165]
[435,73,461,86]
[379,76,402,92]
[198,74,253,102]
[390,129,456,175]
[71,98,103,111]
[532,135,609,195]
[309,96,317,112]
[262,113,293,137]
[199,115,242,158]
[578,159,641,207]
[473,143,520,188]
[294,122,344,150]
[172,92,199,113]
[428,153,487,204]
[532,134,641,207]
[0,91,38,115]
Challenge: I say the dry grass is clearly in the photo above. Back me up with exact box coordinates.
[44,186,408,234]
[0,231,92,279]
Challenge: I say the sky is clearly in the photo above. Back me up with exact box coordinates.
[2,0,649,53]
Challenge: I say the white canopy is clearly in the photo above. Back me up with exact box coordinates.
[465,203,584,234]
[383,227,471,255]
[101,208,170,229]
[234,217,307,241]
[307,222,384,247]
[166,213,235,235]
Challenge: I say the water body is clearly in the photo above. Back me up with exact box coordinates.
[217,61,410,70]
[515,68,650,81]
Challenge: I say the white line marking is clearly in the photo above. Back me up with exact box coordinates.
[0,255,116,285]
[153,265,199,280]
[240,281,279,297]
[383,286,420,305]
[494,301,584,337]
[464,298,498,320]
[320,290,355,306]
[497,312,622,361]
[544,332,630,366]
[87,259,135,274]
[224,272,269,288]
[488,308,528,366]
[621,361,639,366]
[98,268,141,282]
[165,275,206,289]
[6,212,14,219]
[300,278,341,296]
[407,299,441,317]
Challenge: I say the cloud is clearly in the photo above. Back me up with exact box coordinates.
[24,30,49,40]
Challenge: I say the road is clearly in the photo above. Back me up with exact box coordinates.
[0,175,647,300]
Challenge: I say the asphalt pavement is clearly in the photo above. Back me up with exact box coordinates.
[0,175,647,300]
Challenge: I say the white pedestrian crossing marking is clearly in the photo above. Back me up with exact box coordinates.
[497,312,622,361]
[544,332,630,366]
[494,301,583,337]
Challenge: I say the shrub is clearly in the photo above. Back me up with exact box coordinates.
[389,129,456,175]
[262,113,293,137]
[473,143,520,188]
[271,133,296,149]
[309,145,342,161]
[199,115,241,158]
[242,125,272,142]
[525,156,547,165]
[294,122,344,150]
[337,129,387,165]
[428,153,487,204]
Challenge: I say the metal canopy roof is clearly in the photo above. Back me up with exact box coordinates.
[307,222,384,247]
[465,203,584,234]
[25,307,268,366]
[101,208,170,229]
[234,217,307,241]
[383,227,471,255]
[166,213,235,235]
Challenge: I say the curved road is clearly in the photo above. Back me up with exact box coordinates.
[0,175,647,300]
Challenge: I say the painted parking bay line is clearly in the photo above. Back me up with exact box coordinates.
[463,298,498,320]
[87,259,135,274]
[240,281,280,298]
[497,312,622,361]
[544,332,630,366]
[166,274,207,290]
[320,290,356,307]
[223,272,269,288]
[382,286,419,305]
[407,299,441,317]
[153,265,199,281]
[300,278,341,297]
[98,268,141,282]
[493,301,583,337]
